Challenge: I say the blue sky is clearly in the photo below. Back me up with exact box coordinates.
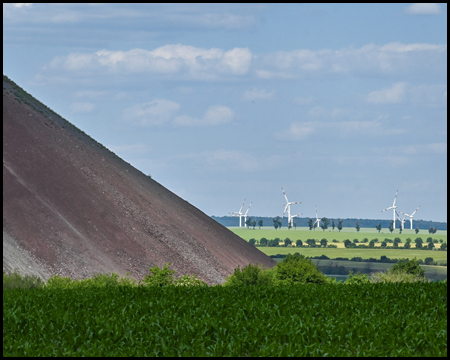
[3,3,447,223]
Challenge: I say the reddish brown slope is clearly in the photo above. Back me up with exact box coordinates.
[3,78,275,284]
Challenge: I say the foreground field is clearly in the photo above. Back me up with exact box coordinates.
[230,227,447,243]
[3,284,447,357]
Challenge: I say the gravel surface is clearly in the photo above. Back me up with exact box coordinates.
[3,79,275,284]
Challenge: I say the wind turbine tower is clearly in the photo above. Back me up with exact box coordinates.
[281,187,302,228]
[313,205,320,229]
[381,190,398,229]
[243,202,252,228]
[229,199,246,228]
[400,206,421,230]
[396,210,406,230]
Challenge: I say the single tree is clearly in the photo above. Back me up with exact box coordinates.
[260,237,268,246]
[296,239,303,247]
[376,222,382,233]
[308,218,314,230]
[355,220,360,232]
[320,217,329,231]
[337,219,343,232]
[274,216,282,230]
[381,241,387,248]
[284,238,292,247]
[404,241,411,249]
[293,221,297,230]
[251,220,256,230]
[331,219,335,231]
[388,220,394,233]
[306,239,316,247]
[440,243,447,251]
[399,220,403,234]
[369,240,375,248]
[344,239,352,248]
[273,217,279,230]
[258,219,263,229]
[249,238,256,246]
[427,242,434,250]
[245,217,252,229]
[415,228,419,234]
[320,238,328,247]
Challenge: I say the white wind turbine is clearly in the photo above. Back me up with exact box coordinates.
[400,205,421,230]
[243,202,252,228]
[313,205,320,229]
[281,187,302,228]
[229,199,246,228]
[396,210,406,231]
[381,190,398,229]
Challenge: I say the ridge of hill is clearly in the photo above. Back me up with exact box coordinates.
[3,75,275,284]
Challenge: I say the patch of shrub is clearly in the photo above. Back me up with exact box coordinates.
[141,263,176,287]
[391,258,425,278]
[223,263,274,286]
[345,271,371,285]
[274,253,327,285]
[3,270,44,290]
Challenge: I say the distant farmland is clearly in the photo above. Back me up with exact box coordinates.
[230,226,447,244]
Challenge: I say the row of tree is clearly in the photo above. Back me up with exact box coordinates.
[243,216,440,235]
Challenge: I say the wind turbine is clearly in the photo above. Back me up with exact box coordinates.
[243,202,252,228]
[400,206,421,230]
[313,205,320,229]
[396,210,406,231]
[229,199,246,228]
[281,187,302,228]
[381,190,398,229]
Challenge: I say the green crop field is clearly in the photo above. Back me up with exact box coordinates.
[230,226,447,243]
[255,247,448,262]
[3,284,447,357]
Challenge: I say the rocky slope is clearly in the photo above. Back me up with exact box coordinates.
[3,76,275,284]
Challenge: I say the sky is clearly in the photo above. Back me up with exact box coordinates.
[3,3,447,223]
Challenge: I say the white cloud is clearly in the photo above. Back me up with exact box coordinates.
[366,82,407,104]
[123,99,180,126]
[70,101,95,113]
[173,105,235,126]
[255,42,446,79]
[243,88,274,101]
[275,122,316,141]
[428,143,447,154]
[293,96,314,105]
[13,3,32,8]
[49,44,252,79]
[185,149,260,171]
[404,3,442,15]
[73,90,108,98]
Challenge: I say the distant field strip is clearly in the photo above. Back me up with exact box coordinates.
[230,227,447,243]
[254,246,448,262]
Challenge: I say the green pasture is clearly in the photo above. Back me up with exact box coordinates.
[230,226,447,243]
[255,246,448,262]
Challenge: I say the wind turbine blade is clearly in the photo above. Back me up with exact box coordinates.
[245,202,252,215]
[381,206,393,212]
[239,199,246,213]
[281,187,289,203]
[411,205,420,216]
[392,189,398,206]
[400,211,411,217]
